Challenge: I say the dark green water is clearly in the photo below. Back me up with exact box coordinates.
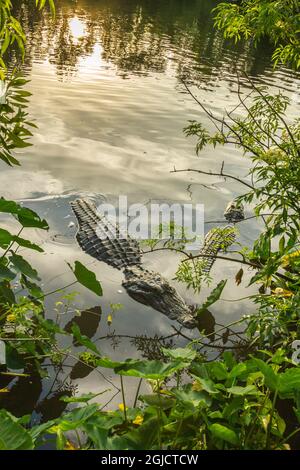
[0,0,299,421]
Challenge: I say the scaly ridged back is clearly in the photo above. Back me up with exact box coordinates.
[71,198,142,269]
[199,225,236,274]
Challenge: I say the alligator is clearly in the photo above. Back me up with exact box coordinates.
[70,198,244,329]
[199,200,244,273]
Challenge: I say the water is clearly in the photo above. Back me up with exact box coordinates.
[0,0,299,420]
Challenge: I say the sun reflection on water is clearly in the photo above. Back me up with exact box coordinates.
[68,16,87,43]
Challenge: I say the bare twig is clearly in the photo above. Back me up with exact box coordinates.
[171,166,256,191]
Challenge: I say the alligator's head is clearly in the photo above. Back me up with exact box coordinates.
[223,200,244,223]
[123,266,196,329]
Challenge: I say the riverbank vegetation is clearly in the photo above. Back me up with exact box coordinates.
[0,0,300,450]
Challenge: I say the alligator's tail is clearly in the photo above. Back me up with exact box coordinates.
[70,198,142,269]
[199,225,236,274]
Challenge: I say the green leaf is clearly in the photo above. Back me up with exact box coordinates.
[0,281,16,304]
[209,423,238,446]
[252,358,279,391]
[13,235,43,252]
[192,376,219,394]
[172,385,211,408]
[30,420,56,441]
[0,228,12,248]
[0,410,33,450]
[278,367,300,398]
[81,355,121,369]
[228,363,247,379]
[197,280,227,315]
[69,261,102,296]
[85,355,194,379]
[71,324,100,354]
[9,253,40,280]
[60,391,108,403]
[210,362,228,381]
[0,199,48,229]
[162,347,196,363]
[226,385,258,396]
[84,413,123,432]
[0,264,16,281]
[52,404,99,432]
[5,344,25,370]
[119,417,161,450]
[83,425,109,449]
[114,359,186,379]
[0,228,44,253]
[20,275,44,298]
[140,394,175,410]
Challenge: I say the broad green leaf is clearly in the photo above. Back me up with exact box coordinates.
[0,410,33,449]
[0,228,12,248]
[83,355,121,369]
[60,391,109,404]
[140,394,175,410]
[226,385,258,396]
[5,344,25,370]
[0,282,16,304]
[278,367,300,398]
[0,264,16,281]
[209,423,238,446]
[197,280,227,315]
[0,199,48,229]
[84,413,123,432]
[51,404,99,432]
[223,351,236,369]
[30,420,56,441]
[162,347,196,363]
[210,362,228,381]
[83,425,109,449]
[82,355,185,379]
[192,376,219,394]
[172,385,211,408]
[9,253,40,280]
[71,324,100,354]
[118,417,161,450]
[114,359,186,379]
[20,275,44,298]
[13,235,43,252]
[69,261,102,296]
[252,358,279,391]
[228,363,247,379]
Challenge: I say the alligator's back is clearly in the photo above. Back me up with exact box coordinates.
[199,226,236,274]
[71,198,142,269]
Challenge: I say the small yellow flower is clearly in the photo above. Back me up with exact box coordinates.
[132,415,144,426]
[118,403,128,412]
[192,380,202,392]
[107,314,113,325]
[273,287,293,297]
[282,250,300,267]
[6,314,16,323]
[0,388,10,393]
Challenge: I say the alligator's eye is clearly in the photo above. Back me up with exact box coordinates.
[164,283,174,293]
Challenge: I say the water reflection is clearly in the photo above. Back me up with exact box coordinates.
[0,0,298,419]
[10,0,299,86]
[69,16,87,43]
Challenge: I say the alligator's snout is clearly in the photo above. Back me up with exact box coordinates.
[123,266,197,329]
